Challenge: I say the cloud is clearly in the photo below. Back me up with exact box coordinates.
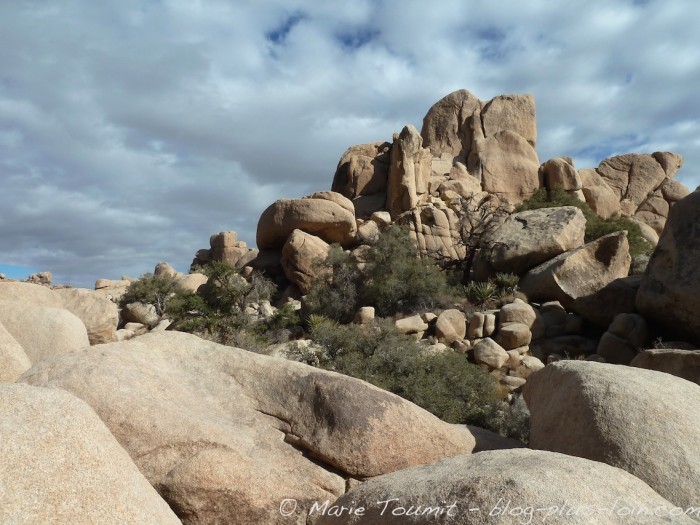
[0,0,698,287]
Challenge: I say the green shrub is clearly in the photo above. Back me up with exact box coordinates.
[306,225,451,321]
[165,261,284,349]
[303,317,502,430]
[303,246,362,323]
[361,225,450,316]
[515,188,653,258]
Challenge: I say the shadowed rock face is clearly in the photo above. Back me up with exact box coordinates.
[315,449,694,525]
[519,231,631,308]
[20,331,475,524]
[637,190,700,344]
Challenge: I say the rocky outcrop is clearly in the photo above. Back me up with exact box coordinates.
[421,90,540,205]
[0,383,180,524]
[316,449,693,525]
[257,192,357,250]
[637,190,700,345]
[593,152,687,234]
[332,142,391,197]
[281,229,330,294]
[578,167,621,219]
[481,206,586,275]
[192,230,258,269]
[524,360,700,510]
[631,348,700,385]
[386,125,432,217]
[519,231,631,308]
[398,202,465,261]
[21,331,475,524]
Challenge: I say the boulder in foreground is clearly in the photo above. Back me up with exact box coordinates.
[316,449,694,524]
[21,331,474,524]
[0,383,179,524]
[524,360,700,510]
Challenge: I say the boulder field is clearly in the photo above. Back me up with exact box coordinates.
[3,87,700,524]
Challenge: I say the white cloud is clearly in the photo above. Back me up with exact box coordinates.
[0,0,698,286]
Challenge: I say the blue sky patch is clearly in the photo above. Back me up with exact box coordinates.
[0,264,38,280]
[335,27,379,50]
[265,12,306,45]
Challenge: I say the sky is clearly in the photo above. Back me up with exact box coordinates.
[1,0,699,288]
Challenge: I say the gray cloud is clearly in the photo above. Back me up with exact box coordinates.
[0,0,698,287]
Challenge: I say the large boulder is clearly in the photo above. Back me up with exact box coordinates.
[21,331,475,524]
[0,301,89,364]
[631,348,700,385]
[386,125,432,217]
[421,89,480,158]
[257,192,357,250]
[541,157,581,192]
[637,190,700,344]
[332,141,391,199]
[579,168,621,219]
[484,206,585,275]
[0,383,180,524]
[315,449,693,525]
[54,287,119,345]
[597,153,670,211]
[519,231,631,308]
[0,322,31,381]
[477,130,541,204]
[481,93,537,147]
[0,281,63,308]
[281,229,330,294]
[434,309,466,344]
[524,360,700,510]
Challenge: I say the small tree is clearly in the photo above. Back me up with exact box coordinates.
[119,273,183,316]
[448,193,510,283]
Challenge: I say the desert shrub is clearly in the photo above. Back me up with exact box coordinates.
[303,317,502,430]
[515,188,652,258]
[361,225,450,316]
[166,261,285,349]
[303,246,362,323]
[119,273,186,316]
[198,261,276,314]
[306,225,451,321]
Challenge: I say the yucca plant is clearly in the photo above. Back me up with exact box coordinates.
[464,280,498,306]
[493,272,520,293]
